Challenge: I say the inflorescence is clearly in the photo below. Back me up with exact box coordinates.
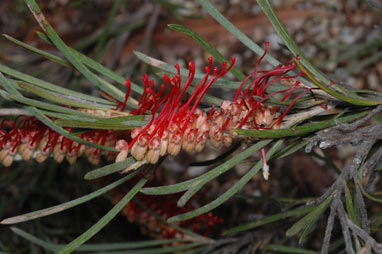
[1,43,311,171]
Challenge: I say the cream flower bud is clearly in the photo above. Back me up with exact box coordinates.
[116,139,129,152]
[21,146,34,161]
[36,151,49,163]
[146,136,161,164]
[131,134,149,161]
[182,128,196,153]
[167,131,182,156]
[210,126,223,148]
[53,145,66,163]
[116,150,128,163]
[0,149,8,161]
[66,151,78,165]
[159,130,169,156]
[195,132,207,152]
[2,153,14,167]
[221,100,232,111]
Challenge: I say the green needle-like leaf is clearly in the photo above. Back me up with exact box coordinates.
[224,206,313,235]
[235,110,369,138]
[2,34,143,96]
[55,177,148,253]
[25,0,125,102]
[177,140,273,207]
[18,81,111,110]
[255,0,350,94]
[196,0,313,88]
[141,139,272,195]
[264,244,317,254]
[10,227,186,252]
[168,24,246,80]
[84,157,137,180]
[1,170,141,224]
[168,139,283,223]
[28,107,117,151]
[286,193,334,243]
[7,94,103,119]
[344,182,355,221]
[0,63,113,105]
[55,119,146,130]
[0,72,22,96]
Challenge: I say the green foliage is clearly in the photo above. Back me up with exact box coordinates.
[0,0,381,253]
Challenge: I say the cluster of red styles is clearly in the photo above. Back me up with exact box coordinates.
[112,171,222,238]
[0,43,315,237]
[0,42,310,168]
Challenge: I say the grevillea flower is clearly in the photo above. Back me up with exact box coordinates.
[112,42,314,179]
[0,42,317,178]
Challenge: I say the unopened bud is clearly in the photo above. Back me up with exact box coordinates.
[146,137,161,164]
[167,131,182,156]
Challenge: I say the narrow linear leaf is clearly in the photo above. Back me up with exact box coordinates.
[73,239,189,252]
[168,24,245,80]
[18,81,111,110]
[91,0,122,61]
[2,170,140,224]
[7,94,103,119]
[3,34,70,67]
[196,0,314,88]
[296,60,381,106]
[357,179,382,203]
[84,157,137,180]
[255,0,351,95]
[28,107,116,152]
[39,111,100,122]
[168,139,283,223]
[0,72,22,96]
[74,20,146,50]
[56,177,148,253]
[85,243,201,254]
[344,182,355,221]
[224,206,313,235]
[264,244,317,254]
[55,119,147,130]
[3,34,143,96]
[177,139,273,206]
[273,140,309,160]
[285,193,335,243]
[141,139,272,195]
[10,227,185,252]
[235,110,369,138]
[0,63,113,105]
[10,227,59,252]
[25,0,125,101]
